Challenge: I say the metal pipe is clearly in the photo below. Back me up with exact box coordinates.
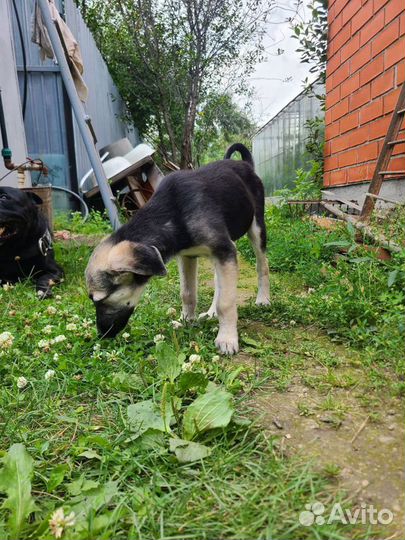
[37,0,121,230]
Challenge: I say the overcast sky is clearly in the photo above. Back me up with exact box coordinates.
[247,0,317,128]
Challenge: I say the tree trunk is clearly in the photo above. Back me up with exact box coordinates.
[180,84,199,168]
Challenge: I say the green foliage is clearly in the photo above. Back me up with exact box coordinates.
[0,444,36,540]
[239,207,405,366]
[292,0,328,95]
[80,0,267,166]
[54,210,112,234]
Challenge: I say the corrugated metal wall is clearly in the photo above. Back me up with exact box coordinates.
[252,82,324,196]
[10,0,139,193]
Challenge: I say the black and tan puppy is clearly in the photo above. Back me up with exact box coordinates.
[0,186,63,297]
[85,143,270,354]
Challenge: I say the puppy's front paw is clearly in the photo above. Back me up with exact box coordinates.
[37,288,52,300]
[255,296,270,306]
[215,332,239,355]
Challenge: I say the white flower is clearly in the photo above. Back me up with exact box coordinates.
[53,353,59,361]
[212,355,220,362]
[43,325,53,335]
[122,332,130,339]
[45,369,56,380]
[289,320,296,326]
[0,331,14,349]
[17,376,28,389]
[171,320,183,329]
[66,323,77,331]
[38,339,50,349]
[55,295,62,300]
[154,334,165,343]
[82,318,92,329]
[93,343,101,351]
[189,354,201,364]
[308,287,315,294]
[49,508,76,538]
[166,307,176,317]
[46,306,57,315]
[51,335,66,344]
[2,283,14,291]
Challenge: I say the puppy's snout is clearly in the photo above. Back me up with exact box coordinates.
[96,305,134,338]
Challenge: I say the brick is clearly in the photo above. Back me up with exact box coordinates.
[385,156,405,172]
[329,169,347,186]
[347,125,370,147]
[341,0,362,26]
[333,62,350,86]
[383,87,401,113]
[360,99,384,123]
[371,20,400,57]
[397,62,405,84]
[338,148,358,167]
[360,10,385,46]
[323,171,331,186]
[346,164,370,183]
[359,55,384,85]
[324,155,339,172]
[392,140,405,156]
[325,108,332,125]
[350,44,372,73]
[341,73,360,98]
[352,1,374,35]
[329,24,352,57]
[373,0,391,10]
[331,98,349,121]
[357,141,379,162]
[326,85,341,108]
[334,0,352,17]
[350,84,371,110]
[397,16,405,36]
[385,1,405,25]
[371,68,395,98]
[327,50,342,76]
[340,111,359,133]
[326,73,334,94]
[325,121,340,140]
[368,115,391,139]
[341,33,360,63]
[385,37,405,70]
[329,13,343,40]
[324,140,332,157]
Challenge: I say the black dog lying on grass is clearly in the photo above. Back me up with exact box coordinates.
[0,186,63,297]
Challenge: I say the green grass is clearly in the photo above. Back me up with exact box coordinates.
[0,209,403,539]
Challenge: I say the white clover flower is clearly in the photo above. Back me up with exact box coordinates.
[166,307,176,317]
[2,283,14,291]
[189,354,201,364]
[17,376,28,389]
[289,320,296,326]
[182,362,193,372]
[122,332,130,340]
[0,331,14,349]
[49,508,76,538]
[38,339,50,349]
[45,369,56,380]
[55,295,62,300]
[154,334,165,343]
[171,320,183,329]
[47,306,57,315]
[51,335,66,344]
[212,355,220,362]
[82,318,92,329]
[66,323,77,331]
[53,353,59,361]
[72,314,80,320]
[93,343,101,351]
[43,325,53,335]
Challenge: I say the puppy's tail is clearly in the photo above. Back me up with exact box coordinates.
[224,143,254,168]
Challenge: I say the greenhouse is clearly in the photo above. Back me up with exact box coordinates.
[252,81,324,195]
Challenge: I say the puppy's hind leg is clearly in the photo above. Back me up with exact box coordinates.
[178,256,198,320]
[214,252,239,355]
[248,216,270,305]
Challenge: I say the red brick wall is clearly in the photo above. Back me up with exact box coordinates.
[324,0,405,187]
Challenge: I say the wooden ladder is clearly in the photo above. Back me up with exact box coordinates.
[360,80,405,221]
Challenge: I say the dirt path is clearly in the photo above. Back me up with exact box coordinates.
[201,256,405,539]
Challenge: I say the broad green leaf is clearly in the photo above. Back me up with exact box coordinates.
[67,477,99,496]
[169,438,212,463]
[0,443,37,539]
[177,372,208,394]
[70,480,119,515]
[47,464,69,492]
[388,270,398,287]
[78,450,103,461]
[183,387,234,440]
[127,400,166,438]
[155,342,184,382]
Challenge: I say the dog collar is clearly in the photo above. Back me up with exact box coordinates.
[38,229,53,256]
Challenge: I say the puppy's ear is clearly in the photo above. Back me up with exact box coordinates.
[108,241,167,276]
[26,192,43,205]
